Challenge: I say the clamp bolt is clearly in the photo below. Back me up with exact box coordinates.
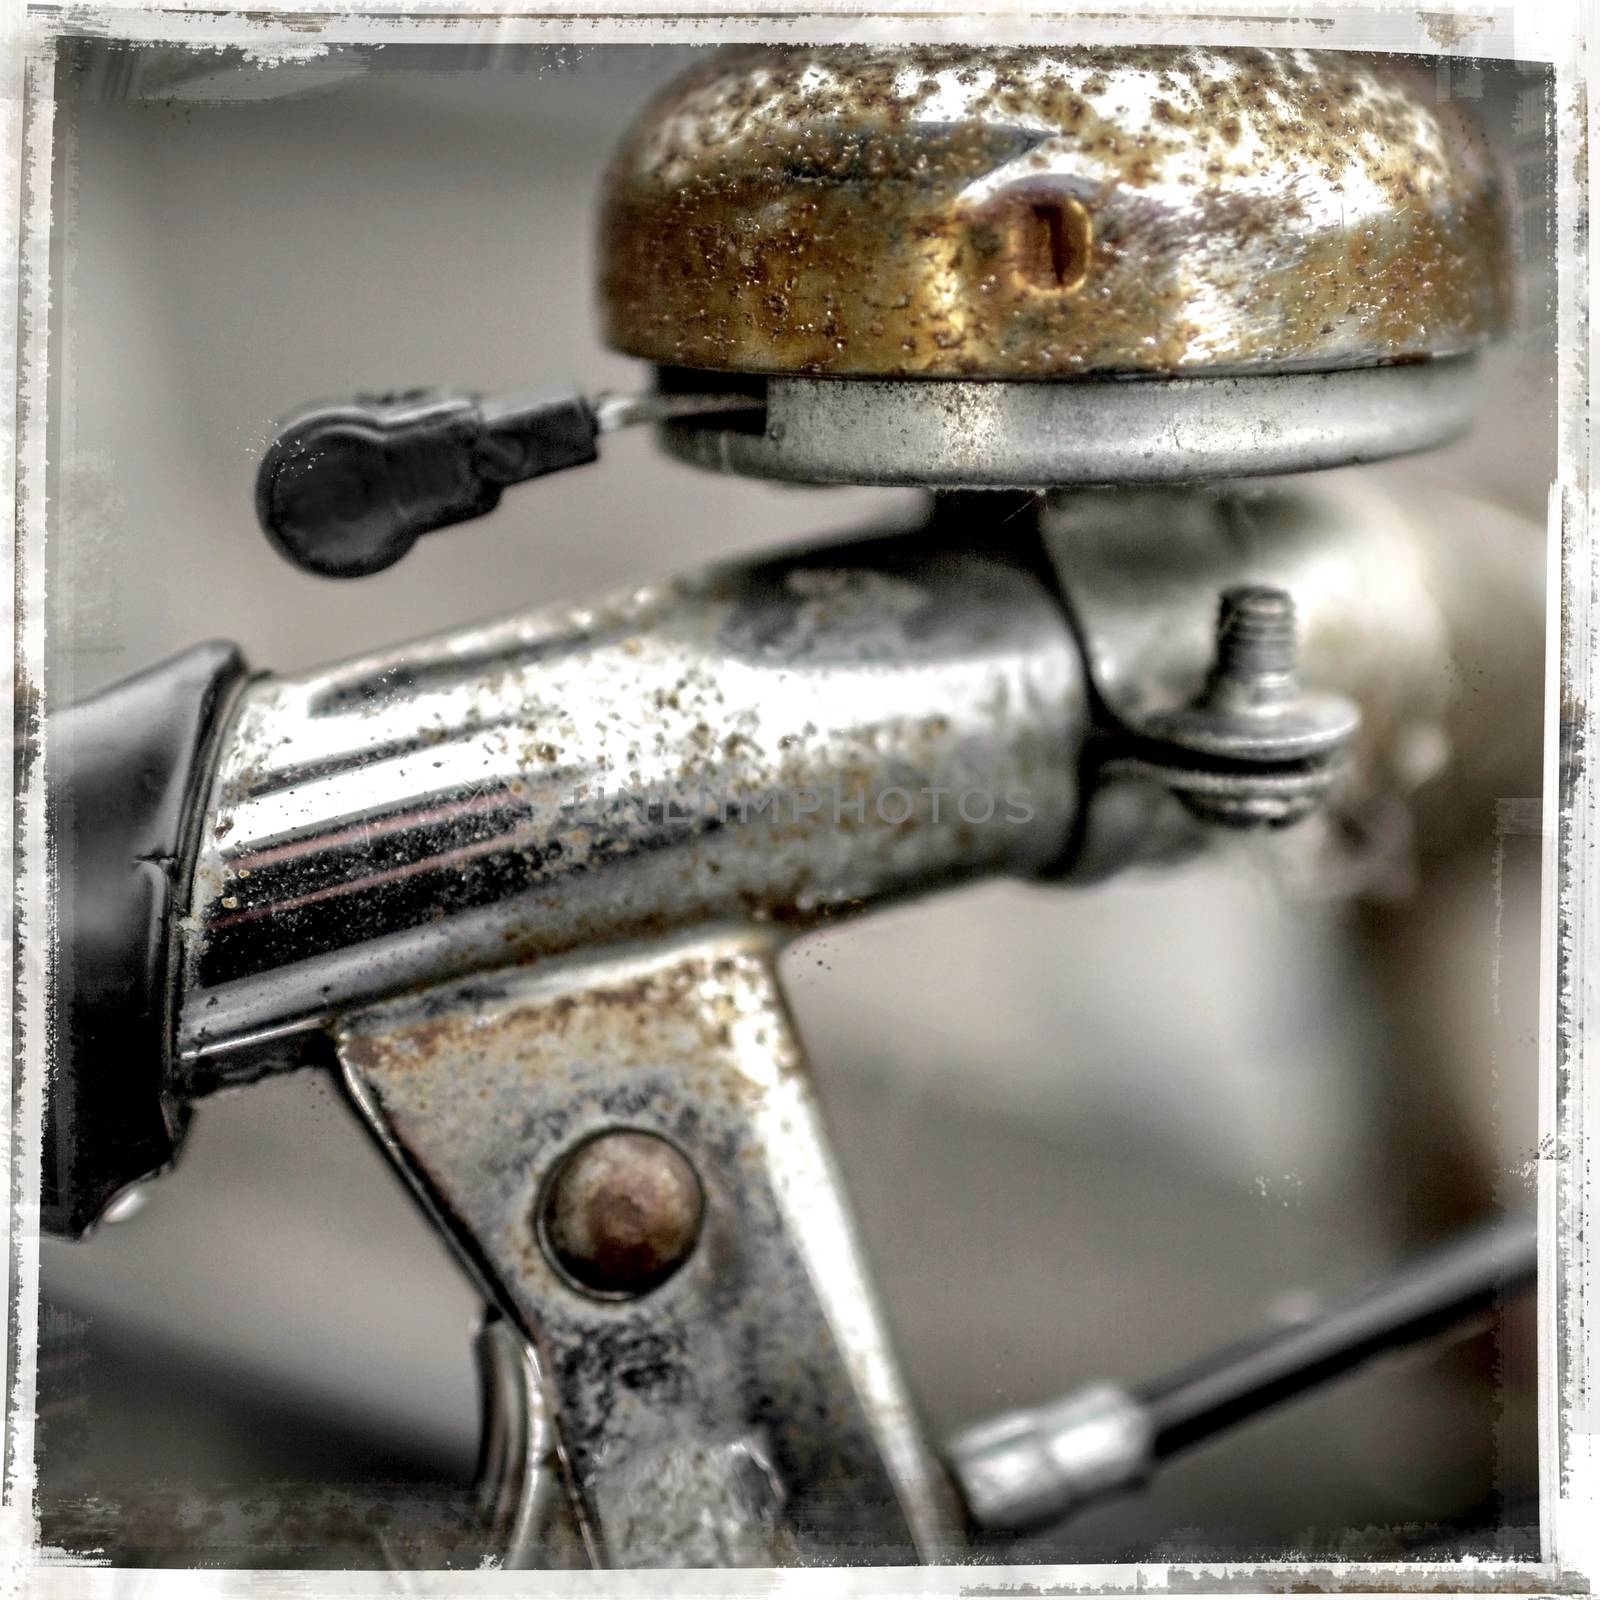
[1151,585,1358,765]
[1116,584,1362,830]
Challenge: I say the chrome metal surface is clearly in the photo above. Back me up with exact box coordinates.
[601,46,1509,380]
[1042,475,1454,880]
[1045,471,1549,881]
[591,388,760,434]
[947,1381,1152,1533]
[1043,480,1453,750]
[177,532,1086,1080]
[338,933,963,1566]
[658,361,1480,488]
[475,1310,588,1568]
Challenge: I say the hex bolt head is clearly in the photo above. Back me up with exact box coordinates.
[538,1130,704,1298]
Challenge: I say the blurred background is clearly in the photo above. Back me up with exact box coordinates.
[37,40,1554,1568]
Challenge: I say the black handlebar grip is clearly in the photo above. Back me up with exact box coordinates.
[45,641,250,1238]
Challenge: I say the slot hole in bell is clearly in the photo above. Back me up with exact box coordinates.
[1020,197,1092,294]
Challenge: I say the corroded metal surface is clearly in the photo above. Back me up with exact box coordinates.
[599,45,1509,379]
[337,934,962,1565]
[176,531,1085,1079]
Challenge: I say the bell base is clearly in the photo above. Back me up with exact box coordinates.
[657,358,1480,488]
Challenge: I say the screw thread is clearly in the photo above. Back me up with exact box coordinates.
[1215,586,1297,678]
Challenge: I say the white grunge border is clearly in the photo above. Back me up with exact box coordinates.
[1,2,1593,1595]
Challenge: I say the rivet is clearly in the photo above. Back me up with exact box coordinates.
[538,1129,704,1298]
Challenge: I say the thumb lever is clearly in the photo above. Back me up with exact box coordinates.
[255,384,755,578]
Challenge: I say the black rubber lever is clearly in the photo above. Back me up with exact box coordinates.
[256,385,762,579]
[255,388,601,579]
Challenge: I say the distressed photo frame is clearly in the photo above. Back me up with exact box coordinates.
[2,0,1595,1592]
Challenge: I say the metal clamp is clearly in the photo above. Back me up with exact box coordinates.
[1102,585,1360,830]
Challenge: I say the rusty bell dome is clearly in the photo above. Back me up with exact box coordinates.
[598,44,1509,383]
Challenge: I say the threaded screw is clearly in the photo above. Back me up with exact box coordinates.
[1132,582,1358,829]
[1214,586,1298,681]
